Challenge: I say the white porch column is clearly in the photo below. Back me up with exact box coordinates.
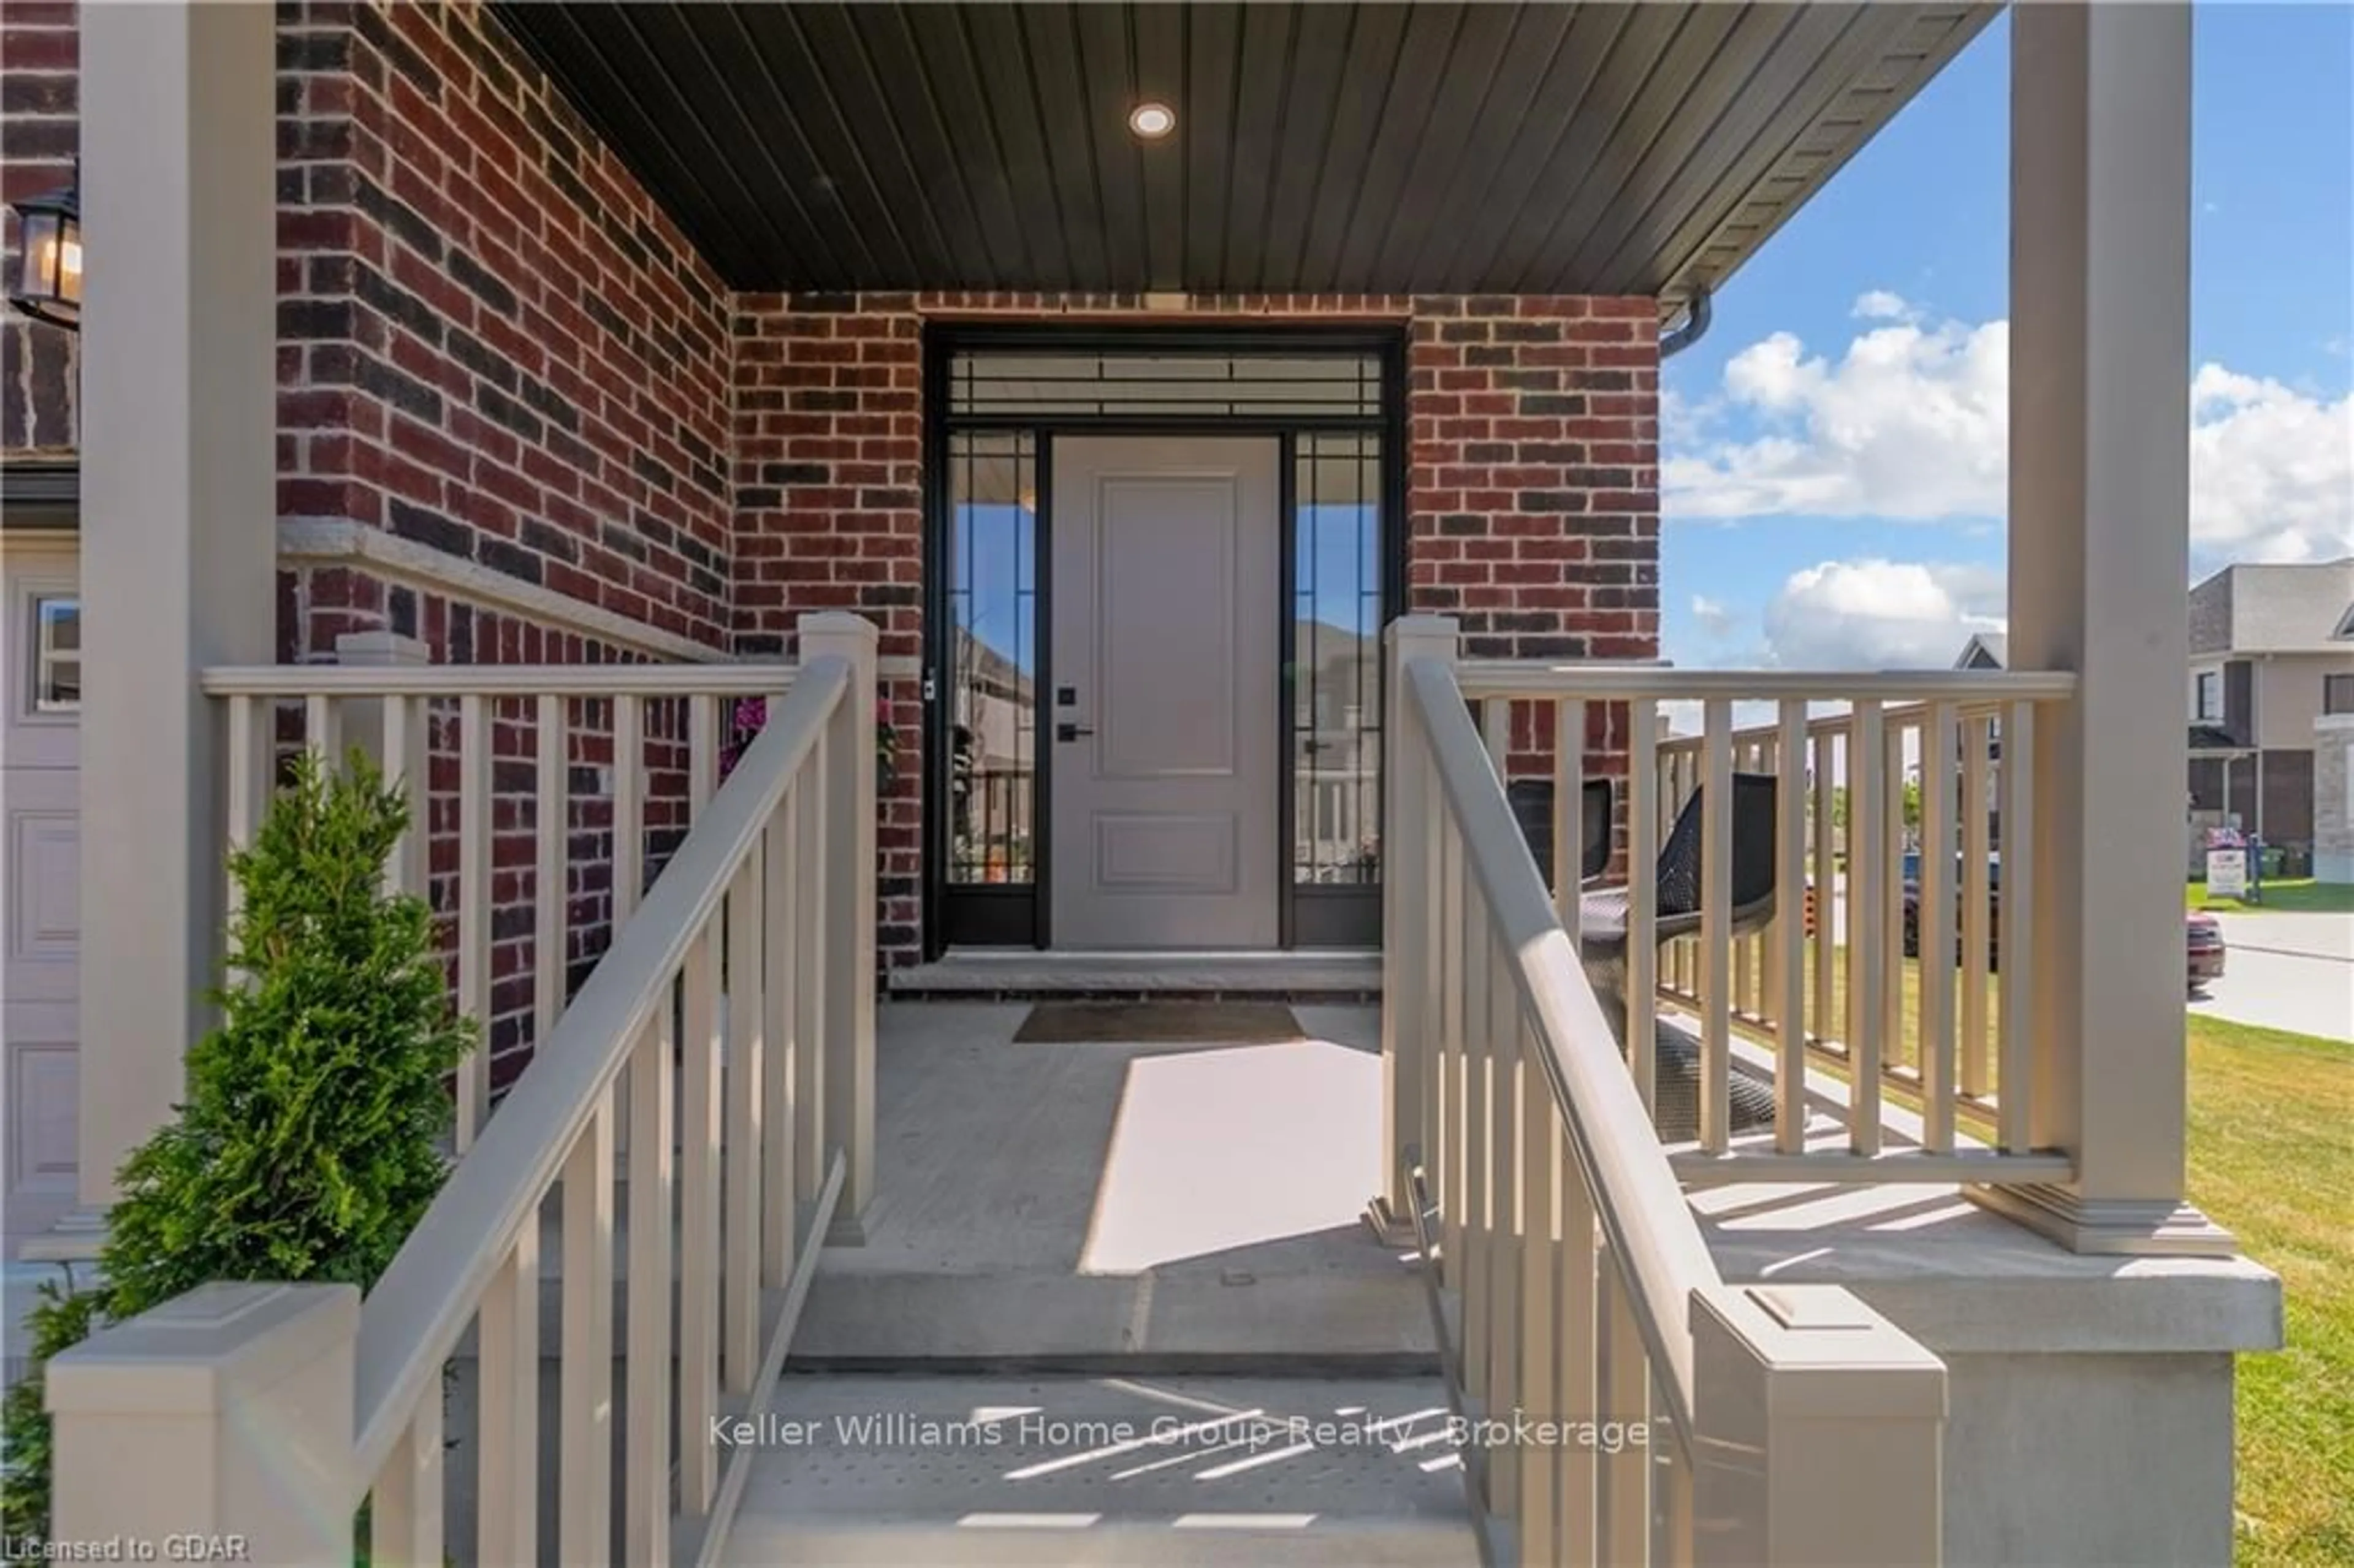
[72,3,278,1214]
[1990,2,2229,1253]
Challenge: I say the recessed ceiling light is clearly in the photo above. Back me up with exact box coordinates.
[1128,101,1175,140]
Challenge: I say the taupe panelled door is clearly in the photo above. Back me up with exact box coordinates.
[1050,438,1280,949]
[2,537,80,1249]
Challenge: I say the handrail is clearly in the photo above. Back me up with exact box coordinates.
[348,655,850,1479]
[200,662,806,696]
[1456,662,2077,702]
[1406,655,1718,1433]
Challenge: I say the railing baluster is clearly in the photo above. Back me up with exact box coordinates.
[625,1013,675,1568]
[724,855,766,1393]
[1439,815,1466,1287]
[1553,698,1583,935]
[1699,699,1734,1152]
[1556,1146,1599,1563]
[379,691,417,894]
[763,790,798,1288]
[536,693,570,1049]
[1460,897,1494,1417]
[1485,956,1520,1521]
[1627,701,1659,1112]
[1775,701,1810,1150]
[1733,736,1758,1021]
[1998,701,2038,1152]
[224,693,258,933]
[559,1089,616,1568]
[612,693,644,926]
[455,693,492,1149]
[305,691,338,761]
[679,924,723,1516]
[368,1394,443,1567]
[1416,772,1446,1234]
[1921,701,1960,1151]
[1598,1252,1651,1564]
[1848,702,1887,1154]
[1961,711,1995,1102]
[1515,1019,1560,1561]
[689,691,721,818]
[793,734,829,1201]
[1881,714,1908,1076]
[1811,726,1837,1051]
[476,1228,539,1568]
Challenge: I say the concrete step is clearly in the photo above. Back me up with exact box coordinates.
[720,1372,1476,1567]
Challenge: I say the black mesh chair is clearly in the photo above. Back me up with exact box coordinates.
[1578,774,1781,1140]
[1580,777,1614,883]
[1507,776,1617,891]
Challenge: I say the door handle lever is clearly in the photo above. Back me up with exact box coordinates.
[1056,721,1095,742]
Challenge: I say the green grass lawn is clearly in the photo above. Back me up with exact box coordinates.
[1697,946,2350,1561]
[2188,877,2354,915]
[2187,1016,2354,1565]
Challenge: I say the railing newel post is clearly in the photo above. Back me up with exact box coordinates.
[47,1283,359,1562]
[802,612,880,1242]
[1374,615,1457,1241]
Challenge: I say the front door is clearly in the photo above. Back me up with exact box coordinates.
[1049,437,1280,949]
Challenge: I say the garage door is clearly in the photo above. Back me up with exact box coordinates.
[3,538,79,1249]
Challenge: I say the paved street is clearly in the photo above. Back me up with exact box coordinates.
[2192,912,2353,1043]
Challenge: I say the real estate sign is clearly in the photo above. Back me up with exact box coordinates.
[2204,847,2249,900]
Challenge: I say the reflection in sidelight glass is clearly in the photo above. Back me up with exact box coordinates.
[1293,434,1382,885]
[948,433,1037,883]
[31,596,79,711]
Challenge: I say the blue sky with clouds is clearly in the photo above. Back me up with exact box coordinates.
[1659,5,2354,675]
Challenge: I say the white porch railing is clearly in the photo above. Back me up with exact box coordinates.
[44,614,880,1567]
[1447,649,2077,1184]
[1384,618,1948,1564]
[1385,620,1947,1562]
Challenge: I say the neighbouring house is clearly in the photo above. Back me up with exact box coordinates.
[3,6,2280,1565]
[2187,559,2354,862]
[1958,560,2354,868]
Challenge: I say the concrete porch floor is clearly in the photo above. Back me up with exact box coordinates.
[794,1002,1433,1364]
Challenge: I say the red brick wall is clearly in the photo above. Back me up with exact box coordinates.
[274,0,736,658]
[732,291,1661,962]
[0,0,78,452]
[269,0,730,1075]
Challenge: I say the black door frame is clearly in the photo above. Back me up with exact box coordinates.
[921,320,1409,959]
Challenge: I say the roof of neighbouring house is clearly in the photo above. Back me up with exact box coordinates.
[1952,632,2008,671]
[2189,724,2253,754]
[2188,558,2354,657]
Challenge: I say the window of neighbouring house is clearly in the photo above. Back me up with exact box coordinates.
[29,596,78,712]
[2325,672,2354,717]
[2195,669,2221,722]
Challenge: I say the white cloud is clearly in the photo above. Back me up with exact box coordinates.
[1666,300,2354,564]
[1689,594,1739,638]
[1762,558,2005,671]
[2187,365,2354,562]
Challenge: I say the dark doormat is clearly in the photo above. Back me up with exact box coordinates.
[1012,1000,1306,1045]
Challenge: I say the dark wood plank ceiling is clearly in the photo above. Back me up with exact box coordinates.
[495,2,1994,308]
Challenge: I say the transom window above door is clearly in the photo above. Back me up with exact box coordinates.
[949,352,1382,419]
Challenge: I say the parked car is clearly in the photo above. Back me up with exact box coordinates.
[2185,910,2227,992]
[1902,870,2227,994]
